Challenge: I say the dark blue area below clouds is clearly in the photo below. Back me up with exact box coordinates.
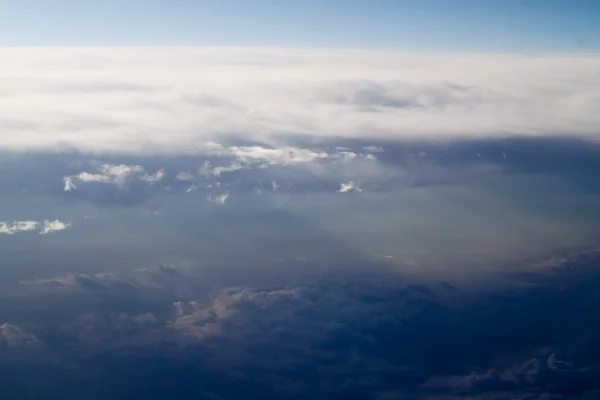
[1,137,600,399]
[2,252,600,399]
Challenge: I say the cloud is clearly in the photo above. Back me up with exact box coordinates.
[199,161,244,177]
[0,220,70,235]
[19,264,191,295]
[207,192,229,204]
[169,287,312,339]
[140,169,166,183]
[40,219,71,234]
[65,163,165,189]
[338,181,363,193]
[0,323,43,347]
[186,184,198,193]
[5,249,600,398]
[63,176,77,191]
[176,171,196,181]
[0,220,39,235]
[2,48,598,154]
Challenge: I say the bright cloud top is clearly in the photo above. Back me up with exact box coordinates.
[64,164,165,190]
[0,221,39,235]
[0,220,71,235]
[1,48,599,154]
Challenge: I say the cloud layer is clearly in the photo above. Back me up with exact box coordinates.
[0,219,70,235]
[4,248,600,399]
[1,48,600,153]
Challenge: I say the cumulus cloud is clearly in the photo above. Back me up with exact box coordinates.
[338,181,363,193]
[0,220,70,235]
[207,192,229,204]
[0,220,39,235]
[6,249,600,398]
[170,287,311,339]
[40,219,71,234]
[64,163,165,189]
[140,169,166,183]
[199,161,244,177]
[2,48,598,154]
[63,176,77,191]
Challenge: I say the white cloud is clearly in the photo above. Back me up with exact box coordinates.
[199,161,244,177]
[229,146,328,165]
[207,192,229,204]
[71,164,143,186]
[3,48,597,154]
[176,171,196,181]
[1,220,71,235]
[65,163,167,189]
[40,219,71,234]
[63,176,77,191]
[338,181,363,193]
[140,169,166,183]
[272,180,280,191]
[0,221,39,235]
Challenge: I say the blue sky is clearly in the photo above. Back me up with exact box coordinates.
[1,0,599,51]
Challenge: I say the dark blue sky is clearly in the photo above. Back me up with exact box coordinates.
[2,0,599,51]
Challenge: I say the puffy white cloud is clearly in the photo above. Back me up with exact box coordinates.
[199,161,244,177]
[0,221,39,235]
[1,220,71,235]
[207,192,229,205]
[40,219,71,234]
[338,181,363,193]
[140,169,166,183]
[65,163,165,189]
[2,48,598,154]
[63,176,77,191]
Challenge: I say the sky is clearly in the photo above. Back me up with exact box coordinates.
[2,3,600,400]
[1,0,600,51]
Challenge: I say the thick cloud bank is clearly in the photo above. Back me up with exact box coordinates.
[1,48,599,153]
[3,249,600,399]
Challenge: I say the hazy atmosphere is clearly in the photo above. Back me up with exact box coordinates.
[1,2,600,400]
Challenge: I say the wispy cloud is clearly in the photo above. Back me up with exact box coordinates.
[0,323,43,347]
[175,171,196,181]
